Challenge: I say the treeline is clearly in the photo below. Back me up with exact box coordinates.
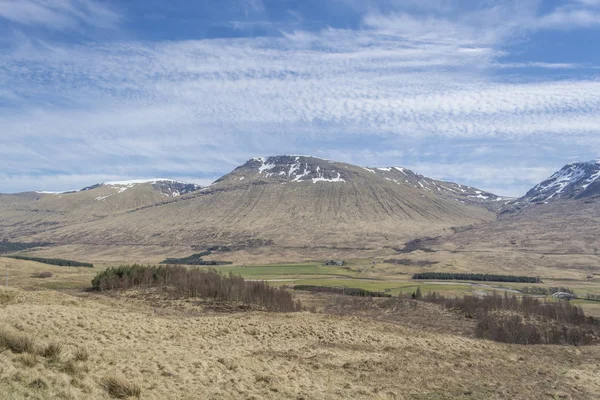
[6,255,93,268]
[0,241,49,254]
[587,294,600,302]
[160,252,232,265]
[521,286,574,296]
[412,272,539,283]
[293,285,392,298]
[423,291,599,345]
[92,264,301,312]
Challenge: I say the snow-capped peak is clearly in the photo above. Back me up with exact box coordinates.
[521,160,600,203]
[240,156,347,184]
[103,178,187,186]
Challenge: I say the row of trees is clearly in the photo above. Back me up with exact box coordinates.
[6,255,93,268]
[92,264,301,312]
[422,291,599,345]
[412,272,540,283]
[520,286,575,296]
[0,241,49,254]
[159,252,232,266]
[293,285,391,298]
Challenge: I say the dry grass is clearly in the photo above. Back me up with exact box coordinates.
[0,286,599,399]
[0,327,36,354]
[100,375,141,398]
[40,342,63,359]
[74,347,89,362]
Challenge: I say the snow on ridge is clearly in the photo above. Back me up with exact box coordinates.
[103,179,190,186]
[312,173,346,183]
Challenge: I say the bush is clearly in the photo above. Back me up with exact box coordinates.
[101,375,141,399]
[92,265,302,312]
[0,328,36,354]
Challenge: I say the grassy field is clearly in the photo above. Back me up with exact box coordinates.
[4,254,600,316]
[1,256,600,399]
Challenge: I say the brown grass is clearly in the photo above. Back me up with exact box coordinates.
[74,347,89,362]
[0,287,599,399]
[100,375,141,398]
[40,342,63,359]
[0,327,36,354]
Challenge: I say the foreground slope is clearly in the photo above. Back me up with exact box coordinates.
[1,286,599,400]
[17,156,497,253]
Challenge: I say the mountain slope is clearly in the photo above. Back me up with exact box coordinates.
[0,180,201,240]
[517,160,600,204]
[12,156,498,251]
[434,160,600,273]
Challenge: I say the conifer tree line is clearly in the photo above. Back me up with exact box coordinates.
[6,255,93,268]
[412,272,539,283]
[292,285,391,298]
[92,264,301,312]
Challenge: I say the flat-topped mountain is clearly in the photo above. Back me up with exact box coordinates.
[216,156,509,209]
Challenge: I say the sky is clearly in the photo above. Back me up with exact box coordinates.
[0,0,599,196]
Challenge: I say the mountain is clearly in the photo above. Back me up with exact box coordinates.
[515,160,600,205]
[2,156,499,256]
[433,160,600,273]
[218,156,509,209]
[0,180,202,240]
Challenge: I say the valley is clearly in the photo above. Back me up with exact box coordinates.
[1,157,600,399]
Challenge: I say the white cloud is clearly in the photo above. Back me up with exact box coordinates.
[1,0,600,194]
[0,0,121,30]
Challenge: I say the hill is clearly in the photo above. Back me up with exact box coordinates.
[0,180,201,240]
[431,160,600,274]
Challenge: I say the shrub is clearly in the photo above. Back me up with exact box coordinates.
[101,375,141,399]
[0,328,36,354]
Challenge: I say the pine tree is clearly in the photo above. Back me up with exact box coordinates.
[415,286,422,300]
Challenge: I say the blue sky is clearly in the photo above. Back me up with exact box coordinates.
[1,0,599,196]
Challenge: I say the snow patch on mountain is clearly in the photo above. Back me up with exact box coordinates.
[523,159,600,203]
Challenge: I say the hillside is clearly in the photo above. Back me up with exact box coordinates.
[3,156,498,257]
[3,285,599,400]
[509,160,600,208]
[0,180,201,240]
[430,161,600,274]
